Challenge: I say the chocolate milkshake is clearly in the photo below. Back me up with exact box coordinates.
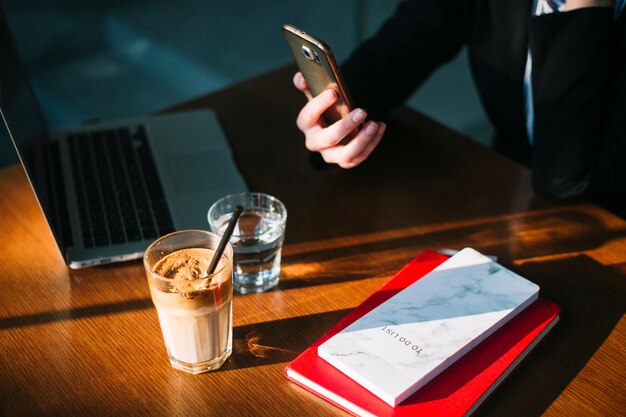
[144,231,233,374]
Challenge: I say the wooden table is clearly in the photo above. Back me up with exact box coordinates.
[0,66,624,416]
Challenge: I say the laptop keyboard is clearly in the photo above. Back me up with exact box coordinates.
[68,127,175,248]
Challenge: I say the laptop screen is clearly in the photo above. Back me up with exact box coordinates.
[0,9,67,255]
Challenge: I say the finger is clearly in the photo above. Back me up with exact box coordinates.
[293,72,307,90]
[342,122,386,168]
[293,72,313,101]
[319,121,383,167]
[306,108,367,151]
[296,89,337,131]
[336,122,384,168]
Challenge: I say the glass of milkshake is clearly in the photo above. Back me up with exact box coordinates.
[144,230,233,374]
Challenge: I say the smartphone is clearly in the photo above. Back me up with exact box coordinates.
[282,24,354,126]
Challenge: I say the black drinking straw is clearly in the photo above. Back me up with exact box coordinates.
[207,205,244,275]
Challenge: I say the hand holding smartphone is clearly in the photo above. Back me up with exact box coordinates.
[282,24,387,169]
[282,24,354,126]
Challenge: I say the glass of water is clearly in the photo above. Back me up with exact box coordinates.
[208,192,287,294]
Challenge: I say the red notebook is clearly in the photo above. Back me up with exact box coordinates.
[284,250,560,417]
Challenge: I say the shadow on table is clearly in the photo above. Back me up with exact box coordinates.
[478,255,626,416]
[221,308,350,372]
[278,208,625,291]
[0,298,153,330]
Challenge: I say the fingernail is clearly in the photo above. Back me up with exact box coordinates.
[351,109,367,123]
[324,89,337,101]
[365,122,377,135]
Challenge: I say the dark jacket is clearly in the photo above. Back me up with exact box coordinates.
[341,0,626,215]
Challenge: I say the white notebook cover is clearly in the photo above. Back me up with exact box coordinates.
[317,248,540,406]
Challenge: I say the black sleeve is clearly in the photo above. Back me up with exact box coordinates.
[341,0,473,120]
[529,8,626,200]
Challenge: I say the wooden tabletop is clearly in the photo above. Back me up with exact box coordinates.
[0,66,624,416]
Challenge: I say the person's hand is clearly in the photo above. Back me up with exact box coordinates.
[293,72,386,169]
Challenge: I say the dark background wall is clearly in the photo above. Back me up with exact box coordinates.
[0,0,492,167]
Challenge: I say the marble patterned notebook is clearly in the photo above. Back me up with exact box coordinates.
[317,247,540,406]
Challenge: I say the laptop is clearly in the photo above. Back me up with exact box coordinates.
[0,9,247,268]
